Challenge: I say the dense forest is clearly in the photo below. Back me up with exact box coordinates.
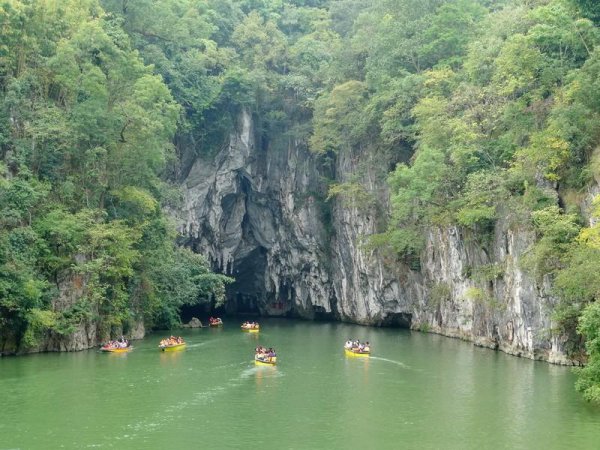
[2,0,600,402]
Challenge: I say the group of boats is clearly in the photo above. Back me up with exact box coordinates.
[100,320,372,364]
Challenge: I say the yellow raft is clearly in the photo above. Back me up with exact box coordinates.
[255,355,276,366]
[344,348,370,357]
[159,343,186,352]
[100,346,132,353]
[241,326,260,333]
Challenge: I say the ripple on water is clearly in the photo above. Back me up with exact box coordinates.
[184,342,209,349]
[369,356,412,369]
[121,365,268,440]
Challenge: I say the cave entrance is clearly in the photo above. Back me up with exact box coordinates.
[179,303,227,324]
[222,246,268,315]
[380,313,412,328]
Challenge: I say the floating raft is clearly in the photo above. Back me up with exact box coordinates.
[344,348,370,357]
[254,356,276,366]
[159,343,186,352]
[100,346,132,353]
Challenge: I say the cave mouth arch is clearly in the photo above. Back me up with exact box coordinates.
[379,313,412,328]
[223,246,268,315]
[180,303,216,323]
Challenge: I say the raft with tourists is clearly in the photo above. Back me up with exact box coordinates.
[209,317,223,327]
[344,339,370,357]
[100,339,132,353]
[254,346,277,366]
[159,336,186,352]
[100,341,133,353]
[241,321,260,333]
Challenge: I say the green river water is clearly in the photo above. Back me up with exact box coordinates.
[1,318,599,449]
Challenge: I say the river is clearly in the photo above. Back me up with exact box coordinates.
[1,318,599,449]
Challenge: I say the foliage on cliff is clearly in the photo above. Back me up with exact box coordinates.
[0,0,231,349]
[307,0,600,402]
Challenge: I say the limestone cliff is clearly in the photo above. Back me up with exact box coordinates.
[0,270,144,355]
[176,111,333,318]
[174,111,578,365]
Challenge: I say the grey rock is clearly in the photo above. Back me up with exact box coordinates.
[187,317,203,328]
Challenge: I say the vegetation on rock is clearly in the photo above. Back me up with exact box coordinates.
[0,0,232,349]
[309,0,600,402]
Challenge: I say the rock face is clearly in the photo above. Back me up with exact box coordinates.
[0,270,144,355]
[41,271,98,352]
[174,111,577,364]
[176,110,333,319]
[183,317,203,328]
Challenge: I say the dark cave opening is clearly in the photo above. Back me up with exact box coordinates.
[222,246,268,315]
[179,302,228,324]
[380,312,412,328]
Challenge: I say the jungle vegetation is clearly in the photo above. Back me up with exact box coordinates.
[2,0,600,402]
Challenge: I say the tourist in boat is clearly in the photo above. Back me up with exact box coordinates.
[344,339,370,354]
[255,346,276,363]
[101,338,131,351]
[160,336,184,347]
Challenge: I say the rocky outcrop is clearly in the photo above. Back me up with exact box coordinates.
[0,270,144,355]
[416,225,571,364]
[183,317,203,328]
[42,272,98,352]
[174,111,578,365]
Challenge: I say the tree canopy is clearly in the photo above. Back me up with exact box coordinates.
[0,0,232,347]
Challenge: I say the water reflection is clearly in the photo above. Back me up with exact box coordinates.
[254,365,277,387]
[159,350,184,366]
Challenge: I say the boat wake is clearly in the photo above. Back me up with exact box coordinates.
[211,361,247,371]
[185,342,209,348]
[370,357,411,369]
[121,362,281,441]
